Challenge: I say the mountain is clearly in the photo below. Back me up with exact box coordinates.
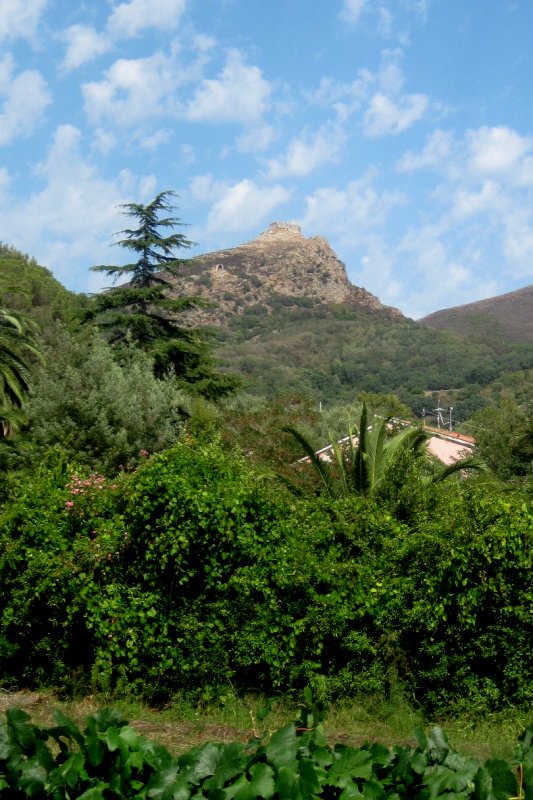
[2,232,531,422]
[173,222,402,325]
[420,284,533,344]
[162,224,531,419]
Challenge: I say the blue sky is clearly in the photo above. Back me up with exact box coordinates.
[1,0,532,318]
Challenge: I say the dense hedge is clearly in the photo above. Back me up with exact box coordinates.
[1,442,532,711]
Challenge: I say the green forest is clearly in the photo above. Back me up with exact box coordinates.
[1,195,533,797]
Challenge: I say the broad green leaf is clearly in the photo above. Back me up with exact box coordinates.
[19,758,47,796]
[236,763,276,800]
[105,725,121,751]
[426,728,450,764]
[339,782,364,800]
[266,724,298,769]
[129,749,146,770]
[6,708,36,752]
[120,725,142,749]
[222,772,249,800]
[329,749,373,786]
[362,777,385,800]
[0,724,10,760]
[311,746,334,768]
[368,743,393,768]
[179,742,226,783]
[48,752,85,790]
[85,721,105,767]
[93,708,127,731]
[483,759,518,800]
[423,764,475,798]
[203,742,246,790]
[52,710,86,748]
[275,760,324,800]
[77,783,108,799]
[146,764,189,800]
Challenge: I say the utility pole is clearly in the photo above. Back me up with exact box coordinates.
[434,397,445,428]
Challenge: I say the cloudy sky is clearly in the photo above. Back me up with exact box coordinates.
[1,0,532,318]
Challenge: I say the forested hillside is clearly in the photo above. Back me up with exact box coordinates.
[1,234,532,722]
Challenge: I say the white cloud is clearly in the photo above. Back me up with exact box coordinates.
[82,51,179,126]
[299,173,406,245]
[59,0,189,70]
[397,130,454,172]
[237,125,276,154]
[193,176,290,234]
[264,124,345,180]
[137,128,171,150]
[0,124,153,291]
[502,210,533,275]
[185,50,272,124]
[467,125,533,176]
[107,0,187,39]
[0,167,10,199]
[0,0,47,43]
[61,25,110,71]
[451,180,502,220]
[363,91,428,136]
[339,0,367,24]
[90,128,117,156]
[0,58,51,146]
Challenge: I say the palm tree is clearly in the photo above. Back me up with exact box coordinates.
[0,308,41,436]
[285,403,484,499]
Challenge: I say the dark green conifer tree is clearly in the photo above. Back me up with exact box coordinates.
[88,190,237,398]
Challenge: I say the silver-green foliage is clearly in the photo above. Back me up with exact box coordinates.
[26,328,186,472]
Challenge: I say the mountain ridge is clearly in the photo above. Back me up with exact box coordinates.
[171,221,403,325]
[421,283,533,343]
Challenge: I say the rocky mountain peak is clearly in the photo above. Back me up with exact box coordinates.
[170,222,402,325]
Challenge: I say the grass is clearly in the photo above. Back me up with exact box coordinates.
[1,688,530,762]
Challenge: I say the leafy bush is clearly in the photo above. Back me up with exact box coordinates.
[1,439,532,711]
[25,328,185,473]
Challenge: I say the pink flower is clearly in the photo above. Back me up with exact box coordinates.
[65,501,74,509]
[140,449,149,457]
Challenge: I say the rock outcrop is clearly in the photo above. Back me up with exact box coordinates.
[169,221,402,324]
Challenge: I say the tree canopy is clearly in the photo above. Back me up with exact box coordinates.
[87,191,237,398]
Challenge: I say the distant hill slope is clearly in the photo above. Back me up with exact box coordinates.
[2,234,532,422]
[214,302,533,419]
[0,243,84,331]
[420,284,533,343]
